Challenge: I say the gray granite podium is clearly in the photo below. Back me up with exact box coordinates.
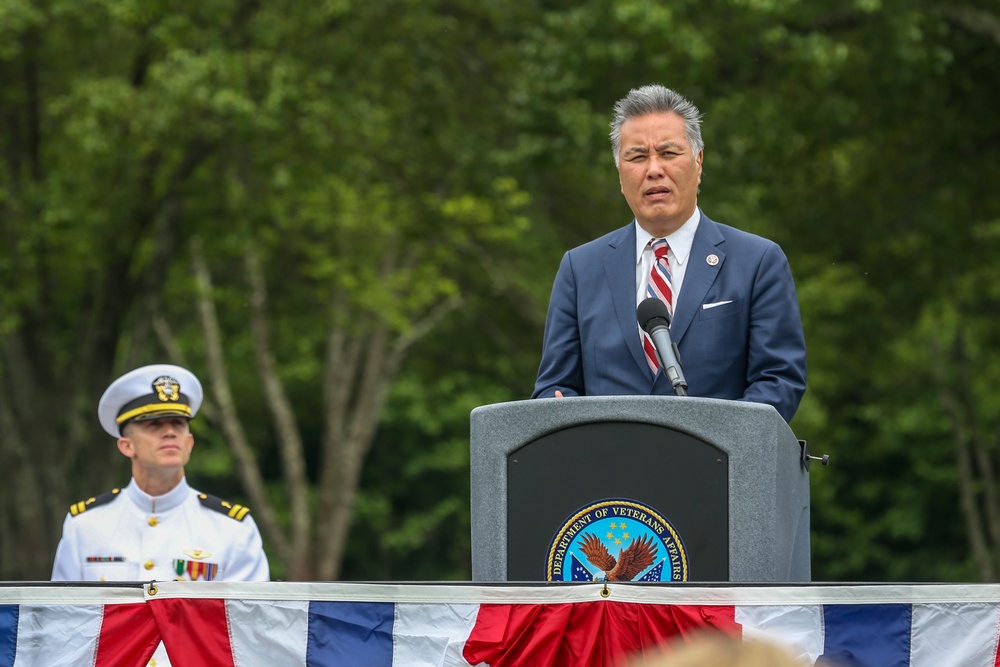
[470,395,811,583]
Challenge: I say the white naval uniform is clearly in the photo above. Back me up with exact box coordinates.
[51,477,269,665]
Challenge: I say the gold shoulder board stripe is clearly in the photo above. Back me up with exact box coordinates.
[198,493,251,522]
[69,488,121,517]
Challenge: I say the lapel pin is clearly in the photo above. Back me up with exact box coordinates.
[706,254,720,266]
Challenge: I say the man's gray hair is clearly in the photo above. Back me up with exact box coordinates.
[609,84,704,166]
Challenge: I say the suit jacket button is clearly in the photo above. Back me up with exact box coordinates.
[144,560,154,570]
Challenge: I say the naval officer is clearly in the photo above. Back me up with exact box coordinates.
[51,364,269,664]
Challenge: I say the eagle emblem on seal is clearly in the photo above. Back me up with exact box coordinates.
[579,531,658,581]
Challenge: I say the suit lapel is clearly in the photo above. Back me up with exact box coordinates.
[671,214,726,345]
[603,223,653,379]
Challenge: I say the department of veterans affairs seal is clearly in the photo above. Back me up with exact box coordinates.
[545,498,688,582]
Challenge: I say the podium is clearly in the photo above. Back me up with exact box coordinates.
[470,396,810,583]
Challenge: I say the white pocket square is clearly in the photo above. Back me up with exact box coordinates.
[702,300,733,310]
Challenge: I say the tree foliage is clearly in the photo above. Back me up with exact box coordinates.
[1,0,999,582]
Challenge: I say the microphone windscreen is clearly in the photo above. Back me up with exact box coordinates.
[637,297,672,333]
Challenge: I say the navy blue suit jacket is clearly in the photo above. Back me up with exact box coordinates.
[531,211,807,422]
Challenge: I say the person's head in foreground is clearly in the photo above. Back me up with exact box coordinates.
[629,632,807,667]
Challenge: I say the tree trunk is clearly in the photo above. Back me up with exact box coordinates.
[191,238,292,570]
[936,332,1000,581]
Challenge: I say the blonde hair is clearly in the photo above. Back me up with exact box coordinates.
[629,632,806,667]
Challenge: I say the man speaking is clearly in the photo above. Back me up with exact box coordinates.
[532,84,806,423]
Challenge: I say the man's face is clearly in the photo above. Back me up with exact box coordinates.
[617,111,703,237]
[118,417,194,472]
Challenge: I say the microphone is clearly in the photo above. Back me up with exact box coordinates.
[637,297,688,396]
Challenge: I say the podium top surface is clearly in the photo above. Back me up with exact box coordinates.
[471,396,795,449]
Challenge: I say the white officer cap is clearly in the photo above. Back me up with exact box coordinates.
[98,364,204,437]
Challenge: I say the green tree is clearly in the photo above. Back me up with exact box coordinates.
[3,0,1000,585]
[0,0,543,580]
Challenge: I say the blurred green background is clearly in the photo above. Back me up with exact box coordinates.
[2,0,999,583]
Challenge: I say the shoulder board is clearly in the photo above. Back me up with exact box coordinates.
[69,488,122,517]
[198,493,252,522]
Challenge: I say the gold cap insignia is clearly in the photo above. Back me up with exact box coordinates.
[152,376,181,402]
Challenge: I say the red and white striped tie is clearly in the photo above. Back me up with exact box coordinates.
[642,239,673,372]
